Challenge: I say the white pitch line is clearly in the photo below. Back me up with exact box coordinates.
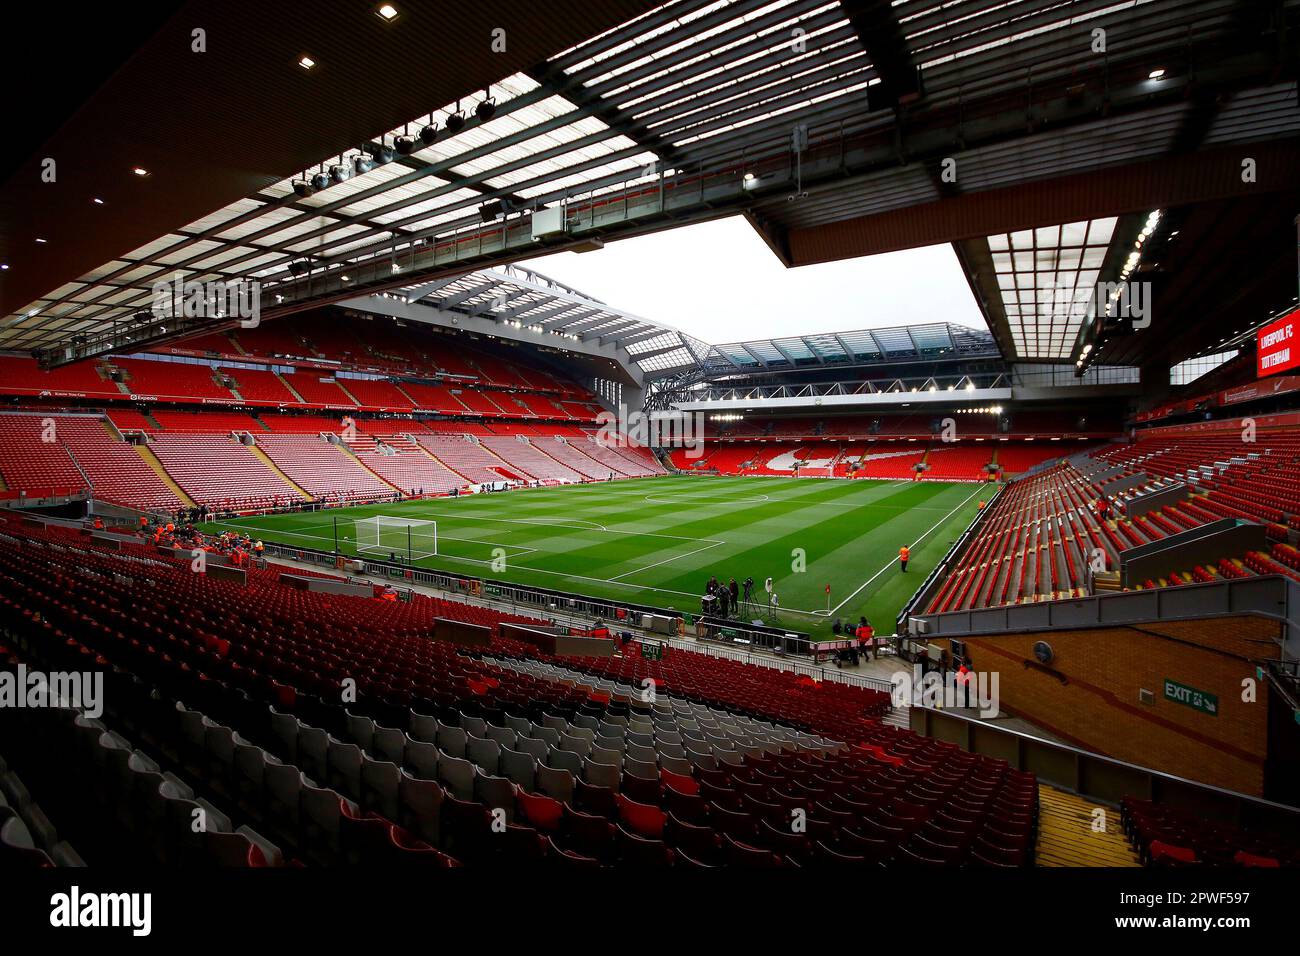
[816,483,986,616]
[606,538,728,581]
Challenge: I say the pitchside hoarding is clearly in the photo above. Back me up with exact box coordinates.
[1257,308,1299,378]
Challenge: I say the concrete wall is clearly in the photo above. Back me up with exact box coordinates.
[279,573,373,598]
[948,615,1278,795]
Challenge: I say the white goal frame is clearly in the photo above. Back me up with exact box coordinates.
[354,516,438,560]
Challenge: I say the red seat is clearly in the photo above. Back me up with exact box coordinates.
[660,767,699,795]
[616,793,666,840]
[516,789,563,832]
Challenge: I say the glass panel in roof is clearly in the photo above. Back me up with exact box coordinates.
[772,337,814,360]
[717,344,759,366]
[871,327,915,352]
[638,347,695,372]
[908,325,953,350]
[837,330,882,356]
[803,333,846,360]
[745,341,783,362]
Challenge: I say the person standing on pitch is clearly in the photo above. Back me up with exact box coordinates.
[899,544,910,572]
[728,577,739,614]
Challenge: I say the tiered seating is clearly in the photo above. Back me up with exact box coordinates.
[995,443,1068,475]
[151,410,261,433]
[106,409,158,433]
[49,417,184,511]
[253,435,396,501]
[399,382,472,414]
[0,414,87,497]
[1121,798,1297,866]
[480,436,584,483]
[924,445,993,481]
[849,447,926,479]
[231,321,314,359]
[149,435,305,510]
[337,378,415,411]
[452,389,510,417]
[533,437,610,479]
[591,436,666,476]
[415,435,521,484]
[280,373,359,408]
[514,394,572,419]
[0,517,1037,868]
[166,330,237,355]
[467,352,534,390]
[927,425,1300,615]
[226,367,302,405]
[927,464,1109,612]
[1093,430,1300,537]
[579,438,644,477]
[111,358,237,402]
[349,436,464,496]
[563,401,603,422]
[0,355,122,399]
[257,414,353,434]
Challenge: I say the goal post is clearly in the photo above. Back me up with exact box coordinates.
[354,516,438,561]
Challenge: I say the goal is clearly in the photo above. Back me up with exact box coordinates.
[354,516,438,560]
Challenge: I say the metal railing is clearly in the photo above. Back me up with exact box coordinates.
[911,706,1300,833]
[896,482,1005,635]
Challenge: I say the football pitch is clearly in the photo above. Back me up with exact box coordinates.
[212,475,985,637]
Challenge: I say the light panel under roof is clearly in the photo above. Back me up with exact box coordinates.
[988,217,1119,360]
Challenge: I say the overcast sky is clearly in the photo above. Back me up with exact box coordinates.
[516,215,986,345]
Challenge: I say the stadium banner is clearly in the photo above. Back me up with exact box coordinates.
[1256,308,1299,377]
[1139,410,1300,438]
[1219,374,1300,406]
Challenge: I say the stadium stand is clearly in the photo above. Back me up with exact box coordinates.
[478,435,584,483]
[348,435,464,496]
[0,515,1040,870]
[225,367,302,406]
[0,414,88,498]
[280,373,359,408]
[413,434,524,484]
[0,355,122,399]
[4,0,1299,889]
[253,435,397,501]
[110,358,238,403]
[148,435,306,510]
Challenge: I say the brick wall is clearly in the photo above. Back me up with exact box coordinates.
[953,615,1279,796]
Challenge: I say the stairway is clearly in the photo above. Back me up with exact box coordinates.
[274,371,305,403]
[246,443,313,499]
[1034,784,1141,867]
[333,379,364,407]
[408,438,471,485]
[394,382,421,409]
[331,440,402,494]
[134,445,197,507]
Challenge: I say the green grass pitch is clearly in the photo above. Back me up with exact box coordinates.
[211,475,985,637]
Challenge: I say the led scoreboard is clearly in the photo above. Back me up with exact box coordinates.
[1257,309,1299,378]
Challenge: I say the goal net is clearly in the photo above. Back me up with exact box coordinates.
[354,516,438,560]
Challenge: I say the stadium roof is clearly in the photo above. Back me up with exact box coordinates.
[392,264,713,374]
[5,0,1298,374]
[705,322,997,372]
[382,265,997,379]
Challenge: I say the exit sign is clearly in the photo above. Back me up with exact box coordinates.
[1164,678,1218,716]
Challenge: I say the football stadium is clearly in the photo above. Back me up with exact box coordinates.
[0,0,1298,929]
